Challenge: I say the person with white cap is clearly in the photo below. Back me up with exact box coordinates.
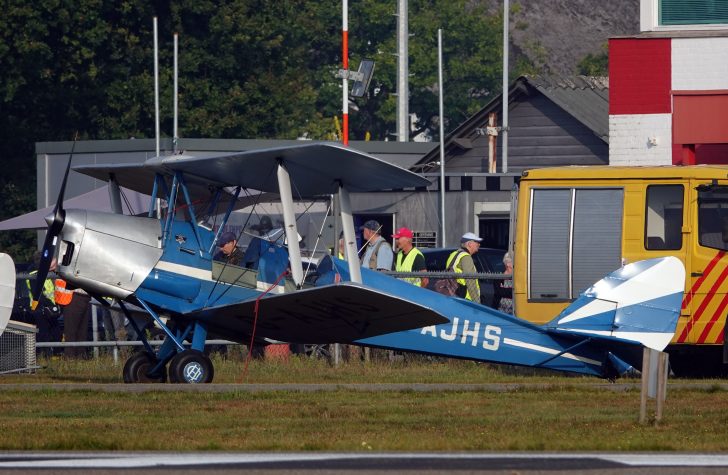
[446,232,483,302]
[393,227,428,288]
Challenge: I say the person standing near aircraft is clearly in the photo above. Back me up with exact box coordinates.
[360,220,393,271]
[337,231,345,260]
[62,286,91,358]
[214,231,244,266]
[497,251,513,314]
[25,253,63,355]
[393,227,428,288]
[446,232,482,302]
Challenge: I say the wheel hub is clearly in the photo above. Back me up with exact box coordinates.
[183,361,205,383]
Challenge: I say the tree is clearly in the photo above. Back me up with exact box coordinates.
[347,0,517,141]
[0,1,536,261]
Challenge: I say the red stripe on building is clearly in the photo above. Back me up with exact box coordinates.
[609,38,671,115]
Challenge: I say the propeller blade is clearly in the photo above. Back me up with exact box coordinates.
[30,232,58,311]
[31,137,77,310]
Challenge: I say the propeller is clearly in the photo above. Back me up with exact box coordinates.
[31,136,77,311]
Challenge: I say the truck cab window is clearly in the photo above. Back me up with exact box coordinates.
[645,185,683,250]
[698,185,728,251]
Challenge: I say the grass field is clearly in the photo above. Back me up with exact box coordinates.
[2,352,728,451]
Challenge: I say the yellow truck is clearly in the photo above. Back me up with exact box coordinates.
[513,166,728,374]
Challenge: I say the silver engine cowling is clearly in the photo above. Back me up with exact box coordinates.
[57,210,163,299]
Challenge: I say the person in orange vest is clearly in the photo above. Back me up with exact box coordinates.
[54,278,73,305]
[62,285,91,358]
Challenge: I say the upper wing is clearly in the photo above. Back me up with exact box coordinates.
[185,282,448,344]
[72,162,279,208]
[74,143,431,199]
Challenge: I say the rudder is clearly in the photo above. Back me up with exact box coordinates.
[544,257,685,351]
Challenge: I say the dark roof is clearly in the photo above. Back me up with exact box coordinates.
[414,75,609,171]
[526,76,609,142]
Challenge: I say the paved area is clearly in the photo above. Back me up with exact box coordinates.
[0,452,727,473]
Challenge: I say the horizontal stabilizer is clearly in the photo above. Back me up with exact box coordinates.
[187,282,448,344]
[544,257,685,351]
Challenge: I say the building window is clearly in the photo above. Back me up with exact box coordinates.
[645,185,684,250]
[660,0,728,26]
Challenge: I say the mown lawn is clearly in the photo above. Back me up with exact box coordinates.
[1,352,727,451]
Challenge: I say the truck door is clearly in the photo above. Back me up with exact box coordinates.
[679,183,728,345]
[643,184,690,339]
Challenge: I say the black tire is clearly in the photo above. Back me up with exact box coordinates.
[122,351,167,383]
[168,350,214,384]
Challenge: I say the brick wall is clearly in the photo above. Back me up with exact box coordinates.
[609,114,673,166]
[672,38,728,91]
[609,37,728,166]
[609,38,671,115]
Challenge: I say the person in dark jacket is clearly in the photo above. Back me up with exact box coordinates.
[214,231,244,266]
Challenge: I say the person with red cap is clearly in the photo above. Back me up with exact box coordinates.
[393,227,428,288]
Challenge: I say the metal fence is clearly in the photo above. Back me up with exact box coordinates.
[0,321,38,374]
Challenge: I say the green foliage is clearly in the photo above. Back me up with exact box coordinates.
[577,43,609,76]
[347,0,507,139]
[0,183,36,264]
[0,1,538,258]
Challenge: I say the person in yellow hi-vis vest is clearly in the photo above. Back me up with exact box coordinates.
[393,227,428,288]
[446,232,482,302]
[25,255,64,354]
[337,231,345,260]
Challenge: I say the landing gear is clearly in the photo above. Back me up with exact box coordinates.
[168,350,214,384]
[122,351,167,383]
[119,299,214,384]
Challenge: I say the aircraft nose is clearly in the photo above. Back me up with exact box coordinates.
[44,212,54,227]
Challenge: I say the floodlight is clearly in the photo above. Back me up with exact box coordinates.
[351,59,375,98]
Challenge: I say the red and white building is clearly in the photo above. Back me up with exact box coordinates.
[609,0,728,166]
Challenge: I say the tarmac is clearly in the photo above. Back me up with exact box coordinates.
[0,452,727,474]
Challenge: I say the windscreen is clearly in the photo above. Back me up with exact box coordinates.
[698,185,728,251]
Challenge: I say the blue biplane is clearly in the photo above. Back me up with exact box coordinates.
[31,143,685,383]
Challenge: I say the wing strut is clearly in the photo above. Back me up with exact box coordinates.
[338,183,362,283]
[277,162,304,287]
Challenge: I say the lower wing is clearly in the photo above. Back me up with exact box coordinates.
[185,282,448,343]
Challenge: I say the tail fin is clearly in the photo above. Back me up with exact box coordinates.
[544,257,685,351]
